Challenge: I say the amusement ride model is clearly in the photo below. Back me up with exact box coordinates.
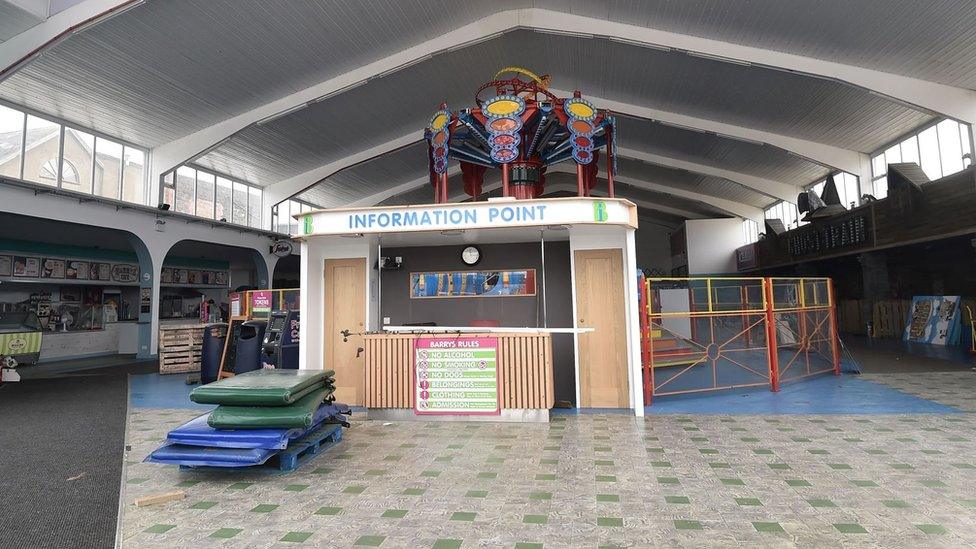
[425,67,617,202]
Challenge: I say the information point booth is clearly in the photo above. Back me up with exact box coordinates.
[294,197,645,421]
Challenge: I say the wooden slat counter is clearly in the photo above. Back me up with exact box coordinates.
[364,332,555,418]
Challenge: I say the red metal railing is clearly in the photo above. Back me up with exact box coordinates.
[640,276,840,406]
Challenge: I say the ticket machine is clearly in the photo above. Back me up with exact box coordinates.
[261,310,300,369]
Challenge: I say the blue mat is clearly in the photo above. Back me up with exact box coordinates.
[644,374,961,415]
[129,373,215,410]
[147,443,277,467]
[167,403,349,450]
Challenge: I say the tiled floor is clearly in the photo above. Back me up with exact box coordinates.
[122,373,976,548]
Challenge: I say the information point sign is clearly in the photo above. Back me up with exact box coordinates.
[414,336,499,415]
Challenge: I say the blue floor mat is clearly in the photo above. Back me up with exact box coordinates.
[645,374,960,415]
[129,373,215,410]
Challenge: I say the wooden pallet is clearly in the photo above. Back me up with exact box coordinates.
[159,324,208,374]
[272,423,343,472]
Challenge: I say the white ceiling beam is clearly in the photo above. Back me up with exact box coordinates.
[0,0,137,77]
[262,133,422,227]
[6,0,50,19]
[549,89,863,173]
[144,7,976,200]
[345,165,461,208]
[545,164,762,222]
[616,146,798,202]
[527,10,976,123]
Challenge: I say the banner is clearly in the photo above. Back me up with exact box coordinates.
[414,337,499,415]
[904,295,962,346]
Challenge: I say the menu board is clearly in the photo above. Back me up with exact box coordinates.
[410,269,536,298]
[414,337,499,415]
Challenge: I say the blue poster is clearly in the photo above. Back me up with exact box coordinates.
[903,295,962,346]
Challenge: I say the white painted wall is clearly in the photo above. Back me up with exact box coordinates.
[684,218,744,275]
[0,182,279,356]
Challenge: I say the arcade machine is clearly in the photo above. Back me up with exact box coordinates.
[262,310,300,369]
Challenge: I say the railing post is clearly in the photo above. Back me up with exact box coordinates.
[828,278,842,376]
[764,277,780,392]
[639,276,654,406]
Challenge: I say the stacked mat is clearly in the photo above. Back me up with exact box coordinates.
[146,369,349,469]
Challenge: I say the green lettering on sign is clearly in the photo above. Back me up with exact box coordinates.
[593,201,608,222]
[303,215,313,235]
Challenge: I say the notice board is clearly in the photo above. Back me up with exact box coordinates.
[414,336,499,415]
[904,295,962,346]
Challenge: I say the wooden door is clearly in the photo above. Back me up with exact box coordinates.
[574,249,629,407]
[324,258,367,405]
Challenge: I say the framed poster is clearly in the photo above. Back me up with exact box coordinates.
[175,269,189,284]
[904,296,962,346]
[0,255,11,276]
[410,269,536,298]
[414,336,500,415]
[41,258,65,279]
[201,271,213,285]
[140,287,152,314]
[214,271,228,285]
[160,268,173,284]
[96,263,111,281]
[111,263,139,283]
[13,256,40,277]
[188,270,201,284]
[60,286,82,303]
[66,260,89,280]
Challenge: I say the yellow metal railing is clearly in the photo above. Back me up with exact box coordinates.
[645,277,767,317]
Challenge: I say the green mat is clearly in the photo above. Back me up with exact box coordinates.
[208,387,332,429]
[190,369,336,406]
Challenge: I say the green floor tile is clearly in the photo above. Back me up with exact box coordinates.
[833,523,867,534]
[674,520,702,530]
[250,504,278,513]
[709,462,731,469]
[915,524,947,535]
[450,512,476,522]
[767,463,790,470]
[529,491,552,500]
[720,478,745,486]
[311,467,333,475]
[190,501,217,510]
[808,449,829,455]
[735,497,762,506]
[882,500,909,509]
[740,437,760,442]
[382,509,408,518]
[919,479,946,488]
[889,463,914,470]
[596,475,617,482]
[354,535,386,547]
[540,458,558,465]
[402,488,425,496]
[594,459,613,466]
[126,477,149,484]
[752,448,773,455]
[598,517,623,527]
[658,477,680,485]
[651,461,672,468]
[535,473,556,481]
[476,472,496,479]
[785,479,811,487]
[210,528,242,539]
[513,543,543,549]
[596,493,619,502]
[699,448,718,454]
[523,514,548,524]
[175,480,200,488]
[851,480,878,487]
[365,469,387,476]
[144,524,176,534]
[807,499,836,508]
[465,490,488,498]
[343,485,366,494]
[227,482,252,490]
[281,532,313,543]
[950,463,975,469]
[753,522,784,533]
[315,506,342,515]
[284,484,309,492]
[957,499,976,507]
[432,540,462,549]
[666,495,690,504]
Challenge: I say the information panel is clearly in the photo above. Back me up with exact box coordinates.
[414,336,499,415]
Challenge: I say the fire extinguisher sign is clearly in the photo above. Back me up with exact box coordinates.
[414,336,499,415]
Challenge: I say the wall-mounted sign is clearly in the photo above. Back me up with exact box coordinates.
[41,258,65,279]
[414,337,499,415]
[0,255,12,277]
[410,270,535,298]
[12,256,39,277]
[140,287,152,315]
[300,197,637,237]
[271,240,294,257]
[160,268,173,284]
[95,263,111,281]
[66,260,89,280]
[111,263,139,283]
[251,290,272,316]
